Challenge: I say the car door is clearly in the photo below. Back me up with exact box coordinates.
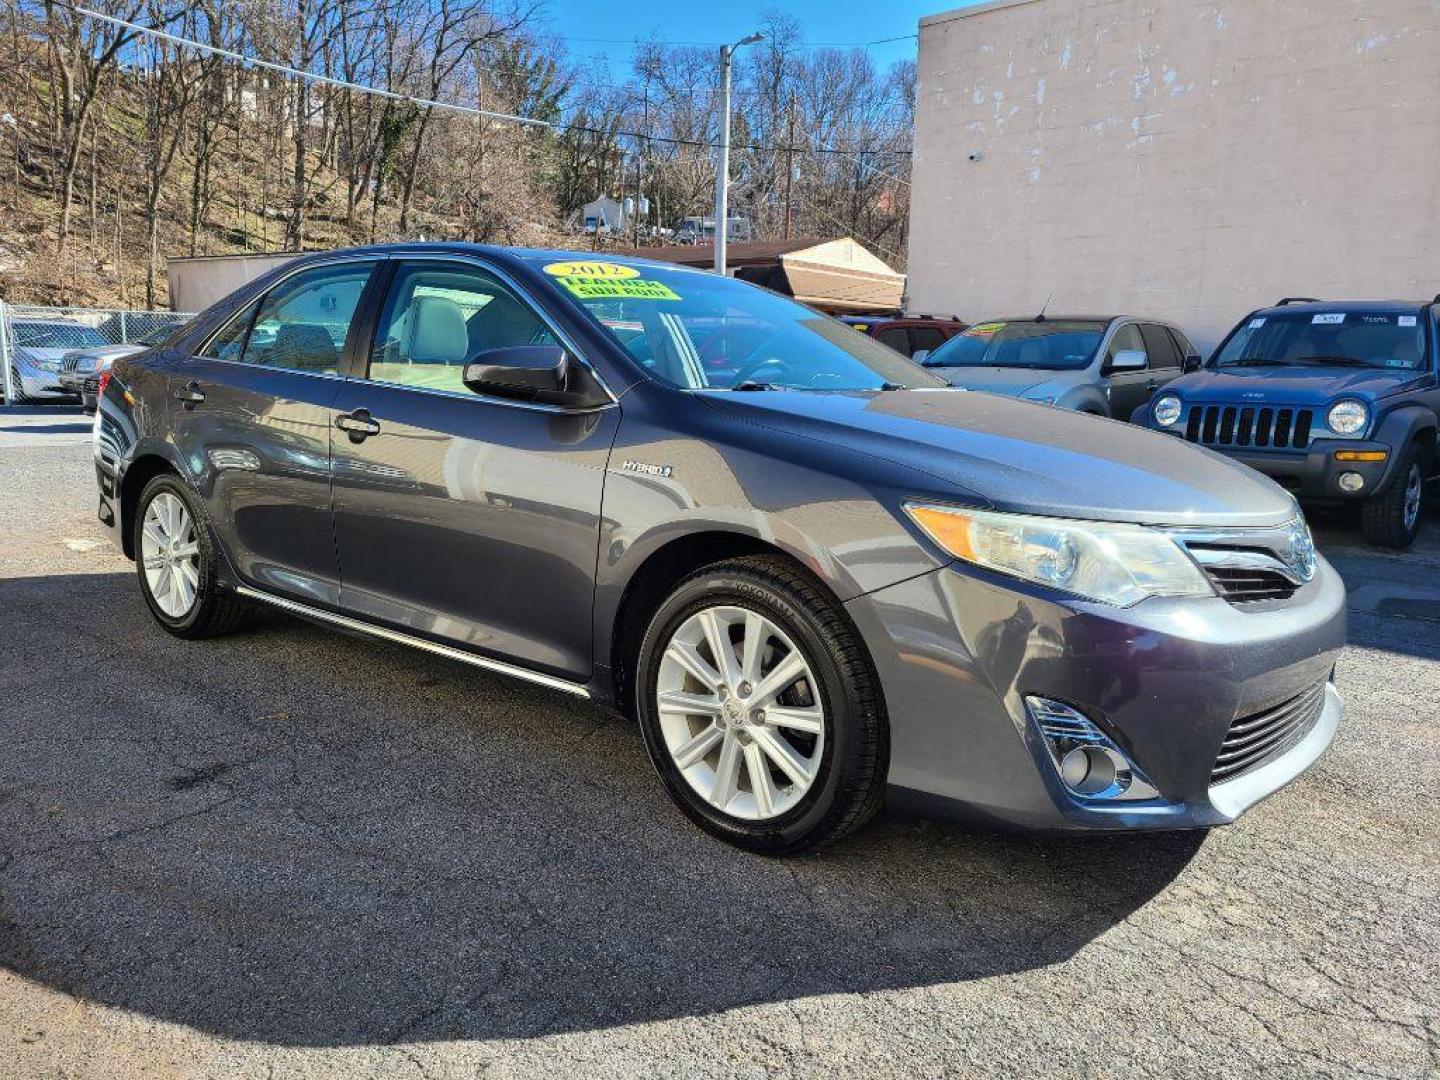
[168,258,380,606]
[1101,322,1153,418]
[1142,323,1184,391]
[328,256,621,680]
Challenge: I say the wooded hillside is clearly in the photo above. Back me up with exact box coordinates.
[0,1,913,308]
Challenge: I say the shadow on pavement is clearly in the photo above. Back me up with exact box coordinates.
[0,571,1203,1047]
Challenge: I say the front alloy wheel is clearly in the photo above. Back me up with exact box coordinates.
[636,555,888,855]
[656,605,826,821]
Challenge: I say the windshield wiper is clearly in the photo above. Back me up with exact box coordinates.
[1222,357,1288,367]
[733,379,781,391]
[878,381,906,391]
[1293,355,1371,367]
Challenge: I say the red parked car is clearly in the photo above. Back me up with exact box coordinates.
[840,314,968,358]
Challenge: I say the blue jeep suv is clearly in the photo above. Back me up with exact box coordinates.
[1141,298,1439,548]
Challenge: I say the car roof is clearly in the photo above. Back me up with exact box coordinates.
[977,315,1121,325]
[281,241,713,277]
[838,315,959,324]
[1253,299,1432,315]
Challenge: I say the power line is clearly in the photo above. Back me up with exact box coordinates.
[70,6,913,160]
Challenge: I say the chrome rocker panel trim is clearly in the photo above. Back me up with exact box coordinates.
[233,585,591,698]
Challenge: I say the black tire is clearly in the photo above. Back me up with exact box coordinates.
[1360,441,1426,549]
[635,555,888,855]
[133,473,253,638]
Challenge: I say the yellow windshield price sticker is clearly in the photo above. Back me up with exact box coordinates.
[553,275,682,301]
[543,261,640,280]
[969,322,1005,336]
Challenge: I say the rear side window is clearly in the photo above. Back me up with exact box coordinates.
[201,262,373,373]
[1168,326,1199,360]
[1140,324,1181,368]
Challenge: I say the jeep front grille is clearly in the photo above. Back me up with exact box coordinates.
[1184,404,1314,450]
[1211,680,1327,785]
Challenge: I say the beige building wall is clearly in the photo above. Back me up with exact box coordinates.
[908,0,1440,350]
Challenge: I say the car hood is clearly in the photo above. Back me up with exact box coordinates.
[1167,365,1429,403]
[930,365,1063,396]
[15,347,73,365]
[702,389,1299,527]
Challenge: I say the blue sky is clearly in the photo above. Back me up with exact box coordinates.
[538,0,980,79]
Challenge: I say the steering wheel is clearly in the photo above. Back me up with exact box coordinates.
[729,356,792,387]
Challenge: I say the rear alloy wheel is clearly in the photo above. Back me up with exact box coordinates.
[133,474,252,638]
[1361,443,1426,549]
[636,556,888,855]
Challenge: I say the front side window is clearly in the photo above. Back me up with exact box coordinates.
[551,262,944,391]
[367,262,558,394]
[1213,310,1426,370]
[203,262,373,373]
[925,320,1107,371]
[1106,324,1150,368]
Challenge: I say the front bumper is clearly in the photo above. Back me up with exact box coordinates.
[847,556,1345,832]
[1193,438,1395,500]
[14,364,77,400]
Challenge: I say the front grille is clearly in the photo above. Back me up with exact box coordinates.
[1202,565,1298,603]
[1211,680,1327,785]
[82,375,101,393]
[1185,404,1314,450]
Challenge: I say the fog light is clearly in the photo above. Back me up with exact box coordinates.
[1025,696,1159,802]
[1338,472,1365,493]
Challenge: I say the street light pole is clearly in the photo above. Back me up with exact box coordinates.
[714,31,763,275]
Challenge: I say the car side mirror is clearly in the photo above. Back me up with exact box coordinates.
[912,349,931,365]
[1182,354,1203,373]
[462,345,604,408]
[1106,349,1147,372]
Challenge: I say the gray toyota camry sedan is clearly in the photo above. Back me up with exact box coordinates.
[92,244,1344,854]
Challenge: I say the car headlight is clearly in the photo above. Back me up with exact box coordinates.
[905,503,1214,606]
[1152,393,1183,427]
[1326,399,1368,436]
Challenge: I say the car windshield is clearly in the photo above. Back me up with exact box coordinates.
[544,260,946,391]
[1214,310,1427,370]
[924,320,1106,370]
[13,322,109,349]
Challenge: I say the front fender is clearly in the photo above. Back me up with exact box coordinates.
[590,392,953,686]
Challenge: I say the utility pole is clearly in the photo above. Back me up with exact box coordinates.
[783,93,796,241]
[714,31,763,274]
[634,84,648,249]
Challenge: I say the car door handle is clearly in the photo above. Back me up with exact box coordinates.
[173,380,205,406]
[335,409,381,439]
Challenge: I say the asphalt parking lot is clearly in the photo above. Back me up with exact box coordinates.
[1,406,1437,1078]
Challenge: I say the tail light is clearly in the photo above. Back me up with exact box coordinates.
[97,369,112,398]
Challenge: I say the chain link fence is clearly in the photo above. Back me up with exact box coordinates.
[1,303,196,406]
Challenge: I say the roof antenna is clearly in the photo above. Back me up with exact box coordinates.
[1036,291,1054,323]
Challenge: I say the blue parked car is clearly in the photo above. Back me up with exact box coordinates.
[1139,298,1439,548]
